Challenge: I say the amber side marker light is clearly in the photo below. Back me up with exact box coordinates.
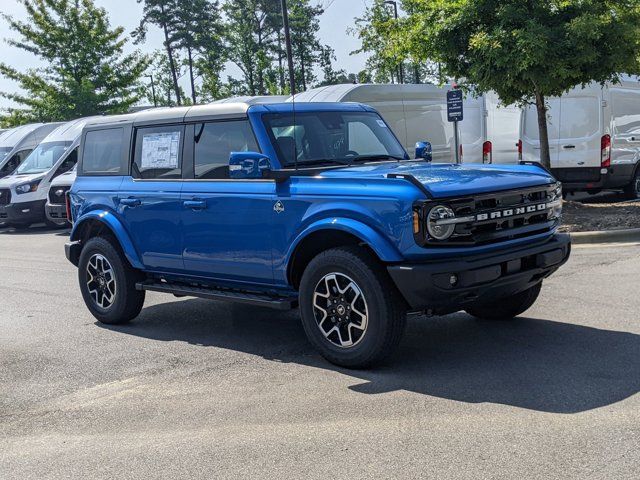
[413,211,420,234]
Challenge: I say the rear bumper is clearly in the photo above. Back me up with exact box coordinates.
[0,199,46,225]
[554,165,635,191]
[45,202,69,225]
[387,233,571,313]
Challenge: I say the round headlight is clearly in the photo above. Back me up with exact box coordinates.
[427,205,456,241]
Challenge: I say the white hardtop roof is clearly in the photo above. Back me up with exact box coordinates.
[42,116,103,143]
[290,83,482,104]
[0,123,45,148]
[84,103,256,128]
[211,95,290,104]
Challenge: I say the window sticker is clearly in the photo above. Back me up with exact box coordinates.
[141,131,180,169]
[377,119,388,128]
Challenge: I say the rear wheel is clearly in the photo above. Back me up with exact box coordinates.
[299,246,406,369]
[465,283,542,321]
[78,236,145,324]
[623,169,640,199]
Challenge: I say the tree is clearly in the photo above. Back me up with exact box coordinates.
[288,0,325,91]
[350,0,405,84]
[393,0,640,168]
[134,0,183,105]
[171,0,225,104]
[145,50,185,107]
[0,0,148,124]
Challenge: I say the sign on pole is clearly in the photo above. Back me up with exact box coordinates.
[447,89,464,163]
[446,89,463,122]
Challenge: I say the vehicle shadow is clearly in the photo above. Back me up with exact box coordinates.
[98,298,640,414]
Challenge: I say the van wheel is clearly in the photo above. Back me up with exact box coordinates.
[465,283,542,321]
[299,246,407,369]
[78,237,145,325]
[623,169,640,199]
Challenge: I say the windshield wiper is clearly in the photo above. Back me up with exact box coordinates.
[291,158,354,168]
[348,154,406,163]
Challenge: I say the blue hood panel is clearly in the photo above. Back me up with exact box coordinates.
[319,162,555,198]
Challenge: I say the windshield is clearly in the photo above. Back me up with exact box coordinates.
[0,147,11,162]
[15,141,71,175]
[263,112,407,167]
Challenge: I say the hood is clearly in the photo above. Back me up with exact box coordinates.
[318,162,555,198]
[50,170,76,187]
[0,172,47,188]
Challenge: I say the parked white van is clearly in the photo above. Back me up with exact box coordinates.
[0,123,62,179]
[291,84,521,164]
[45,165,76,226]
[520,77,640,197]
[0,117,96,228]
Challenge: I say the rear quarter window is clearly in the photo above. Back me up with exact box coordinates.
[81,128,126,175]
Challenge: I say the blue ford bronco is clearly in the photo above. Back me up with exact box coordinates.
[66,102,570,368]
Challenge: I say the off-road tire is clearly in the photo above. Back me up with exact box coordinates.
[299,246,407,369]
[465,282,542,321]
[623,168,640,199]
[78,236,145,325]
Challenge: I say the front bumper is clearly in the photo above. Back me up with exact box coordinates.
[387,233,571,313]
[45,202,69,225]
[0,199,46,225]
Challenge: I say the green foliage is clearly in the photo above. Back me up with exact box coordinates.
[393,0,640,166]
[0,0,148,126]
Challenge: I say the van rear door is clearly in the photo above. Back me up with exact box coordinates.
[521,98,560,165]
[556,94,602,168]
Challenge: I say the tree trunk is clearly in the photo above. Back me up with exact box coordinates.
[159,4,181,106]
[277,30,285,95]
[187,46,196,104]
[300,45,306,91]
[535,91,551,169]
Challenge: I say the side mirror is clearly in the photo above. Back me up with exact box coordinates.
[415,141,433,162]
[229,152,272,179]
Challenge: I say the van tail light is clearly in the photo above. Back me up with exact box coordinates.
[482,141,493,164]
[65,191,72,223]
[601,134,611,168]
[517,139,523,161]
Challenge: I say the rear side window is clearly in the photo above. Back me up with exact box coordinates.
[194,121,259,179]
[133,125,184,180]
[82,128,125,175]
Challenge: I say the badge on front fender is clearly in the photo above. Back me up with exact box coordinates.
[274,200,285,214]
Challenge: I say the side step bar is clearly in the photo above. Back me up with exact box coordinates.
[136,281,298,311]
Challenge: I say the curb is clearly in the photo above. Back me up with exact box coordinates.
[569,228,640,245]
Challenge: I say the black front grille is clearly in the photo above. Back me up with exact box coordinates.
[48,185,70,205]
[0,188,10,206]
[416,184,560,247]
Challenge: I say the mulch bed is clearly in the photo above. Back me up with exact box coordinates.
[559,199,640,232]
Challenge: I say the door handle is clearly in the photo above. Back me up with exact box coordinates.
[563,145,576,149]
[183,200,207,210]
[120,197,141,207]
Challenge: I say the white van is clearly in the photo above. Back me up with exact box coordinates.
[0,123,62,179]
[0,117,97,228]
[45,165,76,226]
[520,77,640,197]
[291,84,521,164]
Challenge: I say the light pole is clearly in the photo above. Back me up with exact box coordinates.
[384,0,404,84]
[280,0,296,95]
[146,74,157,107]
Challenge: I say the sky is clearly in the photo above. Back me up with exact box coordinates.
[0,0,372,109]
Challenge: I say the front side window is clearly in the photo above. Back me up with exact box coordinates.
[52,147,78,178]
[16,142,71,175]
[0,147,11,162]
[133,126,184,179]
[82,128,124,175]
[194,120,259,179]
[263,111,407,167]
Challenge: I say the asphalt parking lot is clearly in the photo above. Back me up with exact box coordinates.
[1,226,639,479]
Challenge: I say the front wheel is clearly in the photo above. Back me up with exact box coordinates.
[78,236,145,324]
[465,283,542,321]
[299,246,407,369]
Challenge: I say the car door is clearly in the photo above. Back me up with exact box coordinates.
[118,124,185,272]
[180,120,275,286]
